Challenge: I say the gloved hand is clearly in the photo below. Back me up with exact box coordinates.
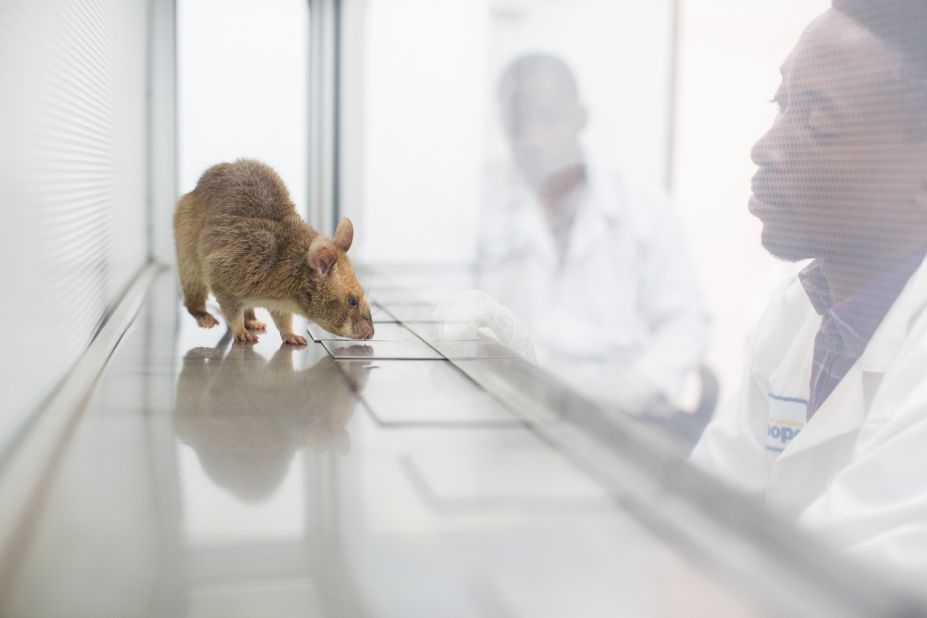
[431,290,536,360]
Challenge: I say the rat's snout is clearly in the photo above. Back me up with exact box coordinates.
[353,319,374,340]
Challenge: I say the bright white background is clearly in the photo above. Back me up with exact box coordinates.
[177,0,309,214]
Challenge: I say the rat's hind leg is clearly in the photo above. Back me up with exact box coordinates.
[214,291,257,343]
[177,255,219,328]
[243,308,267,332]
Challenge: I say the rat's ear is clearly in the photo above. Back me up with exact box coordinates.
[307,236,337,277]
[333,217,353,252]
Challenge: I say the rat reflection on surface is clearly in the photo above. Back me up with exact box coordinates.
[174,333,368,501]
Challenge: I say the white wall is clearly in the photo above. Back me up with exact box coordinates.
[0,0,151,453]
[177,0,309,219]
[354,0,489,265]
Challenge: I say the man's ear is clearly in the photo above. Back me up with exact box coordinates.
[333,217,353,252]
[307,236,337,276]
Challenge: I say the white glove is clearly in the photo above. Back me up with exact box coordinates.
[431,290,536,360]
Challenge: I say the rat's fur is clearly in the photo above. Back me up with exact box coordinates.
[174,159,373,343]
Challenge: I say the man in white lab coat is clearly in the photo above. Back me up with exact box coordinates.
[691,0,927,579]
[477,54,709,417]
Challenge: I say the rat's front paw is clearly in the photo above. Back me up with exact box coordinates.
[195,312,220,329]
[281,333,308,346]
[234,328,259,343]
[245,319,267,332]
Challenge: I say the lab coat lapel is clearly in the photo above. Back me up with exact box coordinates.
[564,173,619,267]
[524,206,559,273]
[773,255,927,464]
[504,182,558,273]
[565,202,610,267]
[856,255,927,420]
[773,366,865,466]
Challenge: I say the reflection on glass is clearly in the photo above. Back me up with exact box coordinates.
[693,2,927,583]
[173,335,367,546]
[477,53,710,422]
[175,338,366,498]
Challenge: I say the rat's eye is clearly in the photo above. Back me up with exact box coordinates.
[347,295,358,308]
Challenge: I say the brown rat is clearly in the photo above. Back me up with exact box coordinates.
[174,159,374,343]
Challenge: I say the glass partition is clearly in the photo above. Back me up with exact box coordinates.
[340,0,927,592]
[341,0,700,427]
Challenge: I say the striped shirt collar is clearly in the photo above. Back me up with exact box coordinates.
[799,249,926,417]
[800,252,925,349]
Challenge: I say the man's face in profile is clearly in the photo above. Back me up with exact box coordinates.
[749,8,927,262]
[500,72,586,189]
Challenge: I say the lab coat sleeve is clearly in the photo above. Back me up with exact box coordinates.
[631,195,710,400]
[797,324,927,581]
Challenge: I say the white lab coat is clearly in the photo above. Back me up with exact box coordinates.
[692,254,927,579]
[477,166,709,406]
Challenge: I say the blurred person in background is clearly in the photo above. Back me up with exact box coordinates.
[692,0,927,579]
[475,53,710,423]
